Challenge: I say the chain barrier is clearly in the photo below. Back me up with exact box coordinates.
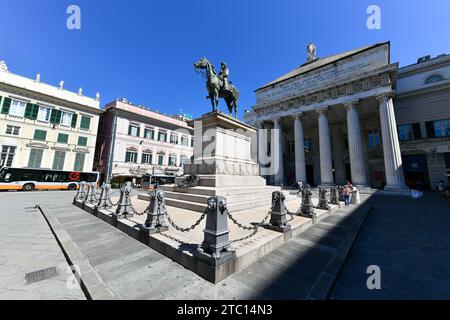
[226,199,277,243]
[129,200,148,216]
[163,204,207,232]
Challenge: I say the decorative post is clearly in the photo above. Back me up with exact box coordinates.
[299,187,315,219]
[330,186,339,205]
[115,182,134,218]
[87,183,97,203]
[196,196,235,265]
[267,191,291,233]
[74,181,87,202]
[96,183,111,210]
[317,188,331,210]
[142,190,169,234]
[83,183,92,203]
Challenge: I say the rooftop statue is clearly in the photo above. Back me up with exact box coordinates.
[194,57,240,117]
[307,43,317,62]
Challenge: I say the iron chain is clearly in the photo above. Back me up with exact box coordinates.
[163,204,207,233]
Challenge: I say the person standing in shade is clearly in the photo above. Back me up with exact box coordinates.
[342,186,350,206]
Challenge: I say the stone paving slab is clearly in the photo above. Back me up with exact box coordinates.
[1,190,372,300]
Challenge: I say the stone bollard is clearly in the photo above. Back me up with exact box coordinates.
[83,183,92,204]
[96,183,111,210]
[74,181,87,202]
[87,183,97,203]
[317,188,331,210]
[141,189,169,234]
[196,196,235,266]
[115,182,134,218]
[299,187,315,219]
[330,186,339,205]
[267,191,291,233]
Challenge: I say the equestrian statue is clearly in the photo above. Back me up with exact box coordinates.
[194,57,240,117]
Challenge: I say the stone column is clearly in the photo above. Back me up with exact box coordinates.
[345,101,369,186]
[257,122,266,174]
[377,93,408,193]
[273,118,284,184]
[294,114,307,182]
[317,109,334,185]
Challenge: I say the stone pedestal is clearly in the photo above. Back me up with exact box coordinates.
[141,111,283,212]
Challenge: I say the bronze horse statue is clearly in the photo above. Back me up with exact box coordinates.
[194,57,239,117]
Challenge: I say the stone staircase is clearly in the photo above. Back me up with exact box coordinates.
[138,185,298,213]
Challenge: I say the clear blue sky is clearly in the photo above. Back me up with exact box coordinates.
[1,0,449,119]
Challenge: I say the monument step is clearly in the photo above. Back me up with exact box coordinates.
[159,185,281,197]
[163,190,285,205]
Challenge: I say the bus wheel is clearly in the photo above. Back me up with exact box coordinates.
[68,184,77,191]
[22,183,35,192]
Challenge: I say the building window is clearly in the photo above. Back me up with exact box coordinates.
[158,153,165,165]
[80,115,91,130]
[1,146,16,167]
[74,153,86,171]
[37,106,52,122]
[425,74,445,85]
[33,129,47,141]
[77,136,88,147]
[158,130,167,142]
[60,111,73,126]
[57,133,69,144]
[398,123,421,141]
[168,155,177,166]
[142,152,152,164]
[125,151,138,163]
[170,134,179,144]
[144,128,154,139]
[368,129,381,149]
[190,139,194,147]
[28,148,43,168]
[180,155,189,167]
[128,124,140,137]
[5,125,20,136]
[427,119,450,138]
[181,136,189,146]
[9,99,27,117]
[52,151,66,170]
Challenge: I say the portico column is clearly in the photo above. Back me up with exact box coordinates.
[273,118,284,184]
[294,114,307,182]
[345,101,368,186]
[257,121,266,165]
[317,108,334,185]
[377,93,408,193]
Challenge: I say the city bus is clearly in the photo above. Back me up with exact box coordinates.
[0,167,99,191]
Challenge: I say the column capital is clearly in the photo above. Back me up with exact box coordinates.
[291,113,304,121]
[344,99,360,109]
[316,107,328,115]
[376,91,395,102]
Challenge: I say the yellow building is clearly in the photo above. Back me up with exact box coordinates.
[0,61,101,172]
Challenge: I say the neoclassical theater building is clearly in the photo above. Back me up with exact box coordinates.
[244,42,450,192]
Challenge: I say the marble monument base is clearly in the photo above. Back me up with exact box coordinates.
[139,111,287,212]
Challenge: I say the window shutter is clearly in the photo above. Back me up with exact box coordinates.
[1,97,12,115]
[71,113,78,128]
[128,125,132,135]
[80,116,91,130]
[31,104,39,120]
[50,109,62,124]
[137,127,140,137]
[425,121,435,138]
[24,103,33,119]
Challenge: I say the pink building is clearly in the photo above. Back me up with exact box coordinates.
[94,99,193,185]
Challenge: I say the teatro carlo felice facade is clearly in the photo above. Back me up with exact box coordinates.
[244,42,411,193]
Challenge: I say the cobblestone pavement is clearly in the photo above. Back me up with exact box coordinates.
[0,190,85,300]
[330,192,450,299]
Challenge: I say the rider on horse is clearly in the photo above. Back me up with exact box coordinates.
[219,62,230,92]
